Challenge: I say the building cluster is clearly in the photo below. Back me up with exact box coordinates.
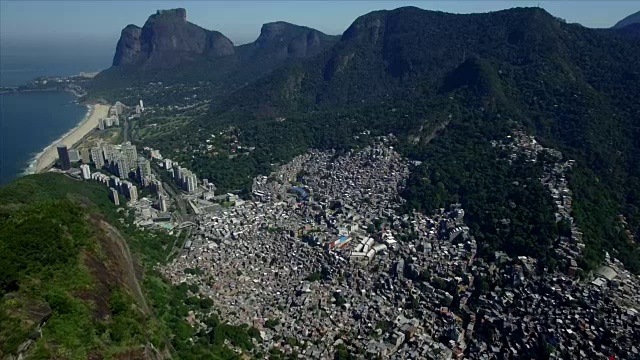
[78,162,138,204]
[153,136,639,359]
[493,130,585,274]
[98,115,120,130]
[83,141,171,210]
[158,156,205,194]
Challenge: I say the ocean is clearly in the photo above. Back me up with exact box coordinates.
[0,52,110,185]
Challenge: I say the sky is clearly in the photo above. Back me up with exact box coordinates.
[0,0,637,69]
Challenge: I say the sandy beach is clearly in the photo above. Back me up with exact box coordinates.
[33,103,110,173]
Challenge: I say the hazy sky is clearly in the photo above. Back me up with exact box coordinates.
[1,0,638,48]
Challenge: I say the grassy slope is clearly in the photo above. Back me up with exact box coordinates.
[0,174,169,359]
[0,173,262,360]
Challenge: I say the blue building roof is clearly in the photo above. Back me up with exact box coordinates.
[290,186,309,199]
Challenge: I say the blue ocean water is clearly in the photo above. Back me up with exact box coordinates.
[0,91,89,185]
[0,52,110,185]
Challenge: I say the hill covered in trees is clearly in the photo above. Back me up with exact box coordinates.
[0,174,259,359]
[147,6,640,272]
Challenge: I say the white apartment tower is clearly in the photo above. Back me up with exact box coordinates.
[186,173,197,193]
[110,188,120,206]
[80,164,91,180]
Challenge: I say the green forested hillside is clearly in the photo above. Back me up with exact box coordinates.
[0,174,258,359]
[148,7,640,272]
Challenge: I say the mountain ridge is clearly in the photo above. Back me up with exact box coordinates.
[612,10,640,29]
[112,8,235,68]
[91,8,339,101]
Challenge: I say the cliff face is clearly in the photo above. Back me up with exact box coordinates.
[95,9,338,97]
[112,8,234,68]
[612,10,640,29]
[248,21,338,60]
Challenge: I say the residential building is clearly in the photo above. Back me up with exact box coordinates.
[69,149,80,163]
[110,188,120,206]
[158,193,168,212]
[116,155,129,179]
[56,145,71,170]
[137,156,152,186]
[80,148,91,164]
[91,147,105,169]
[122,142,138,170]
[80,164,91,180]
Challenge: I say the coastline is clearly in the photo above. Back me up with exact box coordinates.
[26,103,110,174]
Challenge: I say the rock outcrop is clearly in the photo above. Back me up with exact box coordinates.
[112,8,234,68]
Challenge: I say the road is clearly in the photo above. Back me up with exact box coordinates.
[163,181,190,223]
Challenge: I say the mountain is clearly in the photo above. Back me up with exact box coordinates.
[612,10,640,29]
[112,8,234,68]
[206,6,574,117]
[90,9,339,100]
[153,6,640,272]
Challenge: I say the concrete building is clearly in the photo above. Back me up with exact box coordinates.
[114,101,125,116]
[91,147,105,169]
[186,172,197,193]
[102,144,116,163]
[122,142,138,171]
[80,148,91,164]
[110,188,120,206]
[116,156,129,179]
[69,149,80,163]
[137,156,152,187]
[173,165,183,183]
[158,193,168,212]
[56,145,71,170]
[124,182,138,202]
[80,164,91,180]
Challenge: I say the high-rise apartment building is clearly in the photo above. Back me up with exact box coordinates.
[90,147,105,168]
[186,173,197,193]
[124,182,138,202]
[80,164,91,180]
[102,144,116,163]
[122,142,138,171]
[110,188,120,206]
[158,193,168,212]
[56,145,71,170]
[69,149,80,163]
[137,157,152,187]
[80,148,91,164]
[116,155,129,179]
[173,165,183,184]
